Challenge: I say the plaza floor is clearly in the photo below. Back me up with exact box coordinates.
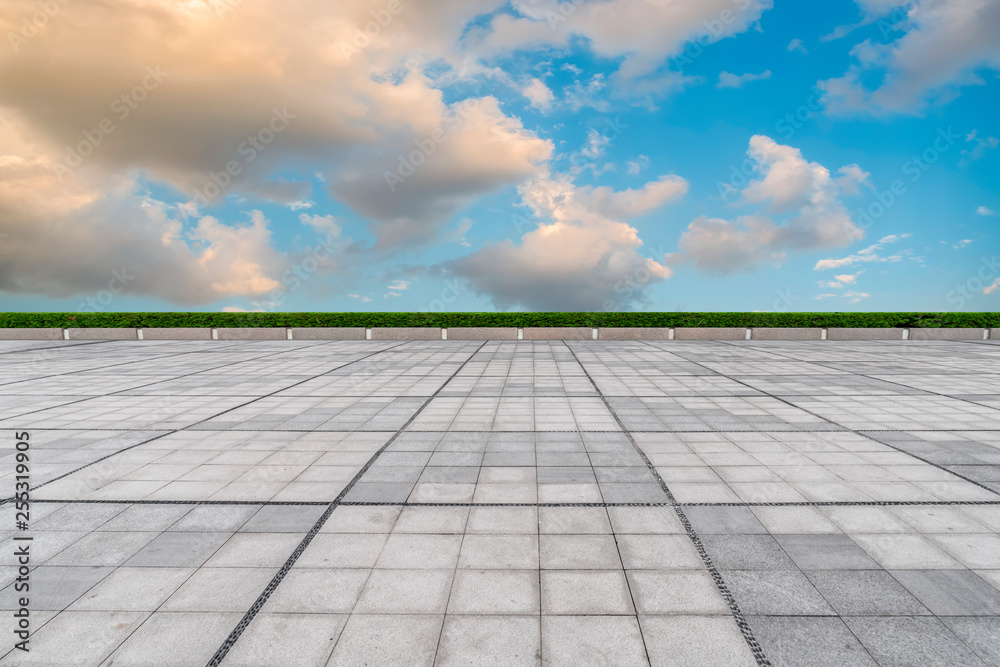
[1,338,999,666]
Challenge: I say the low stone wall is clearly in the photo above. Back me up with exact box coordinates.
[141,328,212,340]
[827,328,905,341]
[446,327,518,340]
[674,327,747,340]
[67,327,137,340]
[0,328,64,340]
[290,328,365,340]
[0,327,992,341]
[597,327,672,340]
[371,327,441,340]
[216,328,287,340]
[523,327,593,340]
[751,327,824,341]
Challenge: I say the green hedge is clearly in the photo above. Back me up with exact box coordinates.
[0,312,996,328]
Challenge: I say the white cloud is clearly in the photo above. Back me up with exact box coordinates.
[387,280,410,291]
[717,70,772,89]
[985,278,1000,295]
[626,155,650,175]
[815,290,871,303]
[0,0,573,300]
[222,305,264,312]
[820,0,1000,115]
[580,175,689,219]
[449,172,684,310]
[977,206,996,216]
[953,239,973,249]
[672,136,866,273]
[787,38,807,54]
[332,95,552,247]
[471,0,772,97]
[298,213,341,237]
[347,293,372,302]
[819,272,863,288]
[814,233,913,270]
[960,129,999,166]
[522,78,554,110]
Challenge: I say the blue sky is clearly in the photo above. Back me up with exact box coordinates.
[0,0,997,313]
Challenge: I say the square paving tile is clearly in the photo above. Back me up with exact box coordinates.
[5,339,1000,665]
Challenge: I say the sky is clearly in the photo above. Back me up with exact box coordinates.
[0,0,998,314]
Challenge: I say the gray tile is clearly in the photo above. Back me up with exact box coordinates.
[0,566,113,611]
[374,534,463,569]
[447,569,539,614]
[10,610,148,665]
[890,569,1000,615]
[942,617,1000,665]
[805,570,931,616]
[701,535,797,570]
[354,569,453,614]
[775,534,880,570]
[539,534,622,569]
[103,611,243,666]
[541,570,635,615]
[223,613,347,667]
[748,616,877,667]
[844,616,988,667]
[264,568,370,613]
[169,507,257,532]
[721,570,835,615]
[47,531,159,567]
[628,570,729,615]
[640,615,757,667]
[125,532,231,567]
[543,616,646,666]
[437,615,541,666]
[70,567,193,612]
[683,506,769,534]
[326,614,443,667]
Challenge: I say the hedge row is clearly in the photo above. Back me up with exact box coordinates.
[0,312,997,328]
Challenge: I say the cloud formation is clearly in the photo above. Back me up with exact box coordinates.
[813,234,913,270]
[671,136,867,273]
[0,0,561,300]
[717,70,772,89]
[448,172,686,310]
[820,0,1000,115]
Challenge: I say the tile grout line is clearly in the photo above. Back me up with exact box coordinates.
[1,341,401,505]
[562,341,772,667]
[667,340,1000,499]
[204,340,488,667]
[24,498,1000,507]
[182,341,412,430]
[11,426,1000,432]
